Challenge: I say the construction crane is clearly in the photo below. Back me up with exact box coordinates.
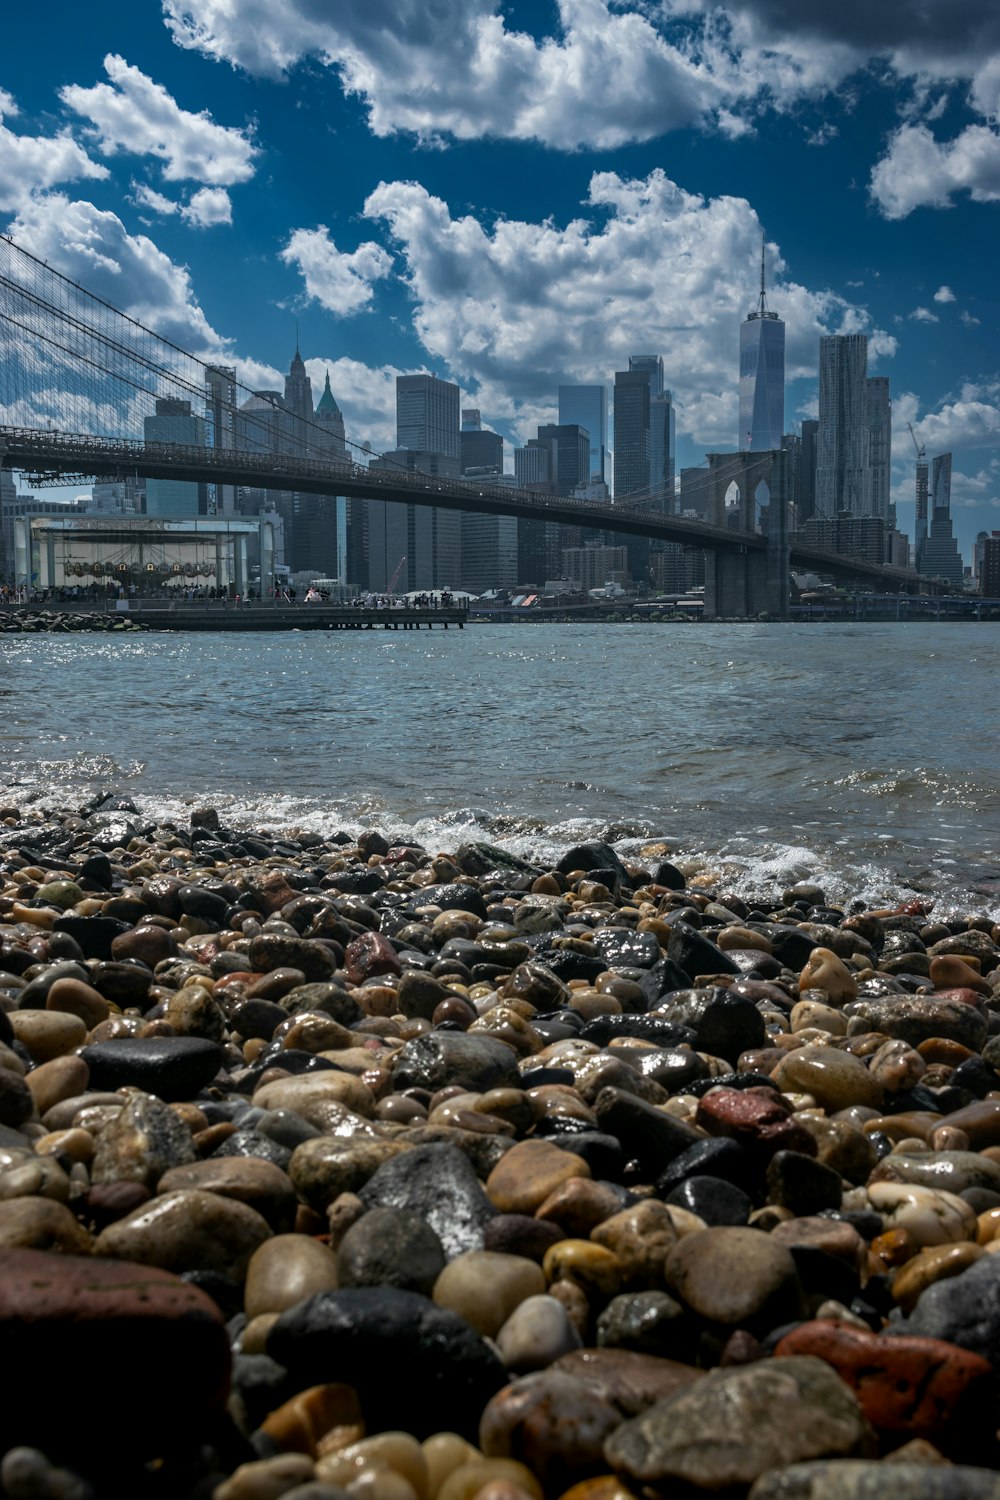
[387,555,407,595]
[908,423,929,562]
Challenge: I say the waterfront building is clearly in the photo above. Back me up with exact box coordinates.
[143,399,208,518]
[739,240,785,452]
[919,453,963,586]
[560,545,627,592]
[91,478,144,515]
[205,365,238,516]
[460,409,503,476]
[980,532,1000,597]
[558,385,608,483]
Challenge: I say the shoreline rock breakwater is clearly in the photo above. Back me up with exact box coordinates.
[3,805,1000,1499]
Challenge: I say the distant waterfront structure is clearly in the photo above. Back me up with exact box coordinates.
[143,398,207,517]
[558,385,608,483]
[612,355,675,581]
[365,374,462,593]
[919,452,963,585]
[739,237,785,452]
[816,334,891,520]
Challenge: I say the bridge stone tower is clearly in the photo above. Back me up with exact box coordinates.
[702,448,790,619]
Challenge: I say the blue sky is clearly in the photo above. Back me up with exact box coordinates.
[2,0,998,558]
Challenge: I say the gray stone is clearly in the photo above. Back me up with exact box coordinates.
[390,1032,521,1094]
[605,1356,873,1494]
[336,1205,445,1296]
[359,1143,496,1260]
[748,1462,1000,1500]
[896,1252,1000,1369]
[91,1089,197,1189]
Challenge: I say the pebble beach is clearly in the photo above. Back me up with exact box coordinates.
[3,801,1000,1499]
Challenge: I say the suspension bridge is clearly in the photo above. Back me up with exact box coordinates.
[0,235,920,616]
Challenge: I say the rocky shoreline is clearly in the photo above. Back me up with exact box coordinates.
[3,801,1000,1498]
[1,610,149,634]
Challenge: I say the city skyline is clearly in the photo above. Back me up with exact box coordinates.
[1,2,997,559]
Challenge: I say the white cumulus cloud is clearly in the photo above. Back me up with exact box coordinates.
[934,285,957,302]
[280,228,394,316]
[0,87,108,213]
[359,168,895,452]
[60,54,257,185]
[6,193,227,351]
[910,307,940,322]
[870,122,1000,218]
[181,186,232,227]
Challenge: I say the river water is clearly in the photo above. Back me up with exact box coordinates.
[2,621,999,914]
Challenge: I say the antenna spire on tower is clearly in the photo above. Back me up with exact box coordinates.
[759,233,767,315]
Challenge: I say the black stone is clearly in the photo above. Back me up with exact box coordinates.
[765,925,820,969]
[89,959,153,1007]
[593,927,660,970]
[653,987,766,1064]
[268,1287,507,1440]
[631,1046,707,1094]
[766,1150,843,1216]
[359,1143,496,1261]
[656,1138,753,1197]
[547,1130,628,1182]
[411,883,489,919]
[177,885,230,925]
[578,1015,697,1048]
[279,983,363,1026]
[230,999,288,1042]
[665,922,740,981]
[51,915,130,961]
[212,1130,293,1170]
[952,1056,1000,1099]
[80,1037,223,1102]
[537,948,608,985]
[16,960,91,1008]
[593,1086,702,1177]
[520,1066,577,1088]
[78,853,113,890]
[555,841,631,883]
[651,861,686,890]
[666,1174,752,1226]
[638,957,697,1005]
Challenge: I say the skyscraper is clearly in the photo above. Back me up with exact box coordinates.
[396,374,460,460]
[739,238,785,452]
[144,399,207,517]
[558,385,608,483]
[614,358,672,579]
[866,376,892,523]
[920,453,963,585]
[816,334,871,516]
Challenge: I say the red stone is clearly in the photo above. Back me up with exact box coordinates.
[344,930,403,984]
[696,1087,818,1160]
[774,1319,992,1446]
[929,987,987,1008]
[0,1248,231,1461]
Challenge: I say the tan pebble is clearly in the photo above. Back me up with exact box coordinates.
[438,1460,543,1500]
[433,1251,545,1339]
[977,1207,1000,1244]
[11,902,57,929]
[45,976,110,1029]
[241,1312,280,1355]
[590,1200,678,1287]
[551,1480,636,1500]
[244,1233,339,1319]
[543,1240,622,1299]
[717,926,772,953]
[212,1452,315,1500]
[891,1240,985,1311]
[34,1128,95,1165]
[327,1433,428,1499]
[259,1383,363,1458]
[486,1139,590,1215]
[422,1434,481,1498]
[534,1178,625,1237]
[771,1045,882,1111]
[789,1000,848,1036]
[930,1126,970,1153]
[868,1182,978,1247]
[798,947,858,1004]
[929,954,991,995]
[25,1055,89,1116]
[9,1010,87,1062]
[0,1196,92,1253]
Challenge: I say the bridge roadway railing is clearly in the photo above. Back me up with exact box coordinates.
[0,425,758,551]
[0,425,920,589]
